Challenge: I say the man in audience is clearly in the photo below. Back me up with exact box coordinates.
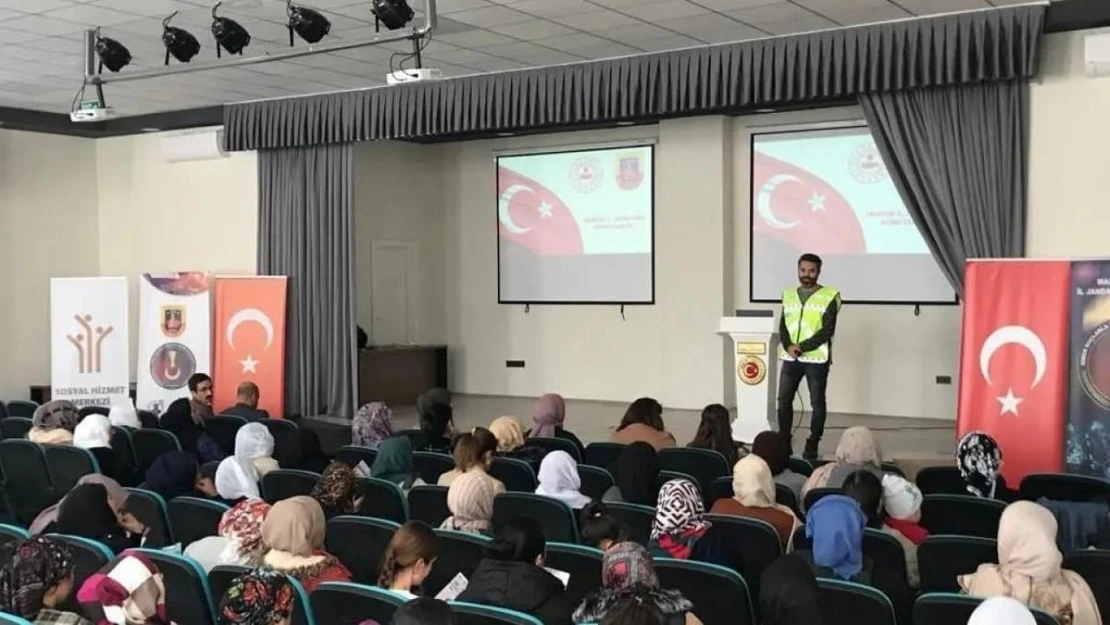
[221,381,270,421]
[160,373,216,458]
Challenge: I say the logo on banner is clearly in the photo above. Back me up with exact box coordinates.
[160,305,185,338]
[149,343,197,390]
[978,325,1047,416]
[615,154,643,190]
[737,355,766,386]
[848,142,887,184]
[568,156,602,193]
[1078,321,1110,409]
[226,307,275,374]
[65,314,115,374]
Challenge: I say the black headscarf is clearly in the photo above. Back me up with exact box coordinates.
[143,451,198,500]
[616,442,659,506]
[760,555,824,625]
[54,483,133,554]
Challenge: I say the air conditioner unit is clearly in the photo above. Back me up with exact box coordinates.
[161,127,227,163]
[1084,31,1110,77]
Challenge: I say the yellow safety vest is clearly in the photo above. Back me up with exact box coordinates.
[780,286,840,363]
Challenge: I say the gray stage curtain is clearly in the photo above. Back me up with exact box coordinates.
[860,79,1028,294]
[258,144,357,418]
[224,4,1043,151]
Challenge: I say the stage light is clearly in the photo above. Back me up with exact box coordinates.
[212,2,251,58]
[287,1,331,45]
[372,0,415,31]
[162,11,200,65]
[95,32,131,73]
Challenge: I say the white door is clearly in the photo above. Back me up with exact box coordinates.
[370,240,417,345]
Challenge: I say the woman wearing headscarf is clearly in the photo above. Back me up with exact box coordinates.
[956,431,1020,502]
[214,455,261,505]
[415,388,453,454]
[751,431,807,504]
[688,404,743,467]
[352,401,393,448]
[139,451,202,501]
[235,423,279,478]
[573,541,701,625]
[218,569,295,625]
[185,499,272,572]
[711,455,801,550]
[802,426,884,495]
[489,417,545,469]
[528,393,584,454]
[53,483,139,554]
[968,597,1039,625]
[603,442,659,506]
[759,555,823,625]
[372,436,425,492]
[611,397,676,450]
[535,450,592,509]
[76,551,166,625]
[0,536,89,624]
[29,400,80,445]
[73,414,127,485]
[261,496,352,592]
[441,469,497,534]
[30,475,129,536]
[959,501,1102,625]
[648,479,713,560]
[108,400,141,430]
[311,461,362,519]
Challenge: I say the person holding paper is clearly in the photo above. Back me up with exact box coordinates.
[378,521,438,600]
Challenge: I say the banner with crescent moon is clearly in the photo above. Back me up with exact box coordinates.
[1066,261,1110,478]
[213,276,287,419]
[49,277,130,409]
[136,272,212,415]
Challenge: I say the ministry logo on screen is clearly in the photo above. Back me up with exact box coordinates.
[568,156,602,193]
[848,142,888,184]
[615,154,643,190]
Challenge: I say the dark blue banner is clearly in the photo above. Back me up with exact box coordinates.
[1066,261,1110,478]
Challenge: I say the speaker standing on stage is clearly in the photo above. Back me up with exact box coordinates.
[778,253,841,461]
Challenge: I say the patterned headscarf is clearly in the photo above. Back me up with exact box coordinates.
[530,394,566,438]
[218,569,294,625]
[77,552,166,625]
[602,542,658,591]
[310,462,358,517]
[218,499,272,564]
[650,479,710,540]
[352,402,393,448]
[488,417,525,452]
[32,400,79,432]
[0,536,75,619]
[957,431,1003,498]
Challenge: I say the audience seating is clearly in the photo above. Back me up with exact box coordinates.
[132,548,217,625]
[489,457,538,492]
[261,469,321,504]
[0,523,29,548]
[167,497,230,549]
[913,593,1059,625]
[704,514,781,607]
[0,403,7,420]
[412,451,454,484]
[920,495,1006,539]
[132,430,182,475]
[582,442,626,472]
[577,465,614,502]
[792,525,810,550]
[1020,473,1110,502]
[43,445,100,494]
[606,502,655,545]
[286,573,317,625]
[918,535,998,593]
[356,477,409,523]
[915,466,966,496]
[775,484,802,516]
[0,439,57,524]
[880,462,905,477]
[136,410,160,429]
[394,429,426,448]
[0,614,32,625]
[659,448,730,506]
[77,406,109,419]
[0,417,32,440]
[333,445,377,471]
[109,426,139,486]
[803,487,841,512]
[50,535,113,613]
[311,583,405,625]
[206,415,247,457]
[493,492,577,543]
[426,529,490,597]
[451,602,544,625]
[787,457,814,477]
[655,559,755,625]
[525,436,581,461]
[325,515,400,584]
[1063,549,1110,619]
[407,485,450,527]
[545,542,604,608]
[711,475,733,502]
[6,400,38,419]
[816,578,895,625]
[124,488,173,548]
[262,419,301,468]
[208,564,251,609]
[863,528,908,583]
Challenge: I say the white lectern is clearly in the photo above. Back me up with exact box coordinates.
[719,311,779,444]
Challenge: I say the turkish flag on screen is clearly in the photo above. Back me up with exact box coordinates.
[497,167,583,255]
[957,261,1069,484]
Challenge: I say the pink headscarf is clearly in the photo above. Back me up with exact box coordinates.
[531,393,566,438]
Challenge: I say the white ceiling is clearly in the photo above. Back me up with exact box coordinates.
[0,0,1046,117]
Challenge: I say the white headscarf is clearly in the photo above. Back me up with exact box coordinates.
[535,450,592,509]
[215,456,260,500]
[73,414,113,449]
[968,597,1037,625]
[235,423,274,463]
[108,399,141,429]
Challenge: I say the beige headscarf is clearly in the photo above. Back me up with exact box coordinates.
[489,416,526,452]
[803,427,882,493]
[262,496,326,558]
[959,501,1101,625]
[441,470,497,534]
[732,455,801,547]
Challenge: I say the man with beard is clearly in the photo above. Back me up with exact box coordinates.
[160,373,215,458]
[777,253,841,461]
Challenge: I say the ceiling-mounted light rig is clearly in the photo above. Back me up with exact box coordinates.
[163,11,201,65]
[212,2,252,58]
[287,0,331,46]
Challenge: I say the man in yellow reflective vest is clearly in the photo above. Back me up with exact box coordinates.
[778,253,841,461]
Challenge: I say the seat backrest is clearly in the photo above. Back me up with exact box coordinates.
[880,462,905,477]
[324,515,400,584]
[655,559,754,625]
[167,497,230,549]
[132,429,182,475]
[5,400,38,419]
[0,524,29,549]
[137,410,160,429]
[913,593,1059,625]
[526,437,581,461]
[355,477,409,523]
[261,469,321,504]
[1063,549,1110,620]
[261,419,301,468]
[1021,472,1110,502]
[659,448,730,505]
[920,494,1006,538]
[208,564,252,609]
[918,535,998,593]
[544,542,603,608]
[124,488,173,547]
[408,485,450,527]
[582,442,627,473]
[704,514,782,608]
[915,466,966,496]
[310,582,405,625]
[489,457,538,492]
[787,457,814,477]
[131,548,217,625]
[711,476,733,502]
[493,492,577,543]
[816,578,896,625]
[656,470,700,495]
[803,487,842,511]
[0,614,32,625]
[451,601,544,625]
[606,502,655,545]
[577,465,614,502]
[775,483,802,516]
[425,529,490,597]
[110,426,139,484]
[0,417,33,440]
[50,535,113,614]
[863,528,908,584]
[43,445,101,494]
[333,445,377,471]
[412,451,456,484]
[0,439,56,525]
[206,416,247,457]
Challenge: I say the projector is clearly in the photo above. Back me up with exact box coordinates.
[386,67,442,86]
[70,102,115,123]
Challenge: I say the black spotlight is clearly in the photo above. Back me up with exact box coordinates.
[372,0,414,31]
[95,32,131,73]
[212,2,251,58]
[287,1,331,46]
[162,11,200,65]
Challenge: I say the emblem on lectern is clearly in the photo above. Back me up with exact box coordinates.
[738,355,766,385]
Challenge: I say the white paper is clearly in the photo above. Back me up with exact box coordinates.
[544,567,570,588]
[435,573,469,601]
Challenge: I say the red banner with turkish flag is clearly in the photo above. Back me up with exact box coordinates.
[957,261,1069,484]
[213,277,287,419]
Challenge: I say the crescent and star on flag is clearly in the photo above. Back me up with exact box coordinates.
[756,175,826,230]
[978,324,1048,417]
[498,184,554,234]
[226,308,275,374]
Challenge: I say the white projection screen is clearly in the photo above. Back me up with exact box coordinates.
[750,125,956,304]
[497,144,655,304]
